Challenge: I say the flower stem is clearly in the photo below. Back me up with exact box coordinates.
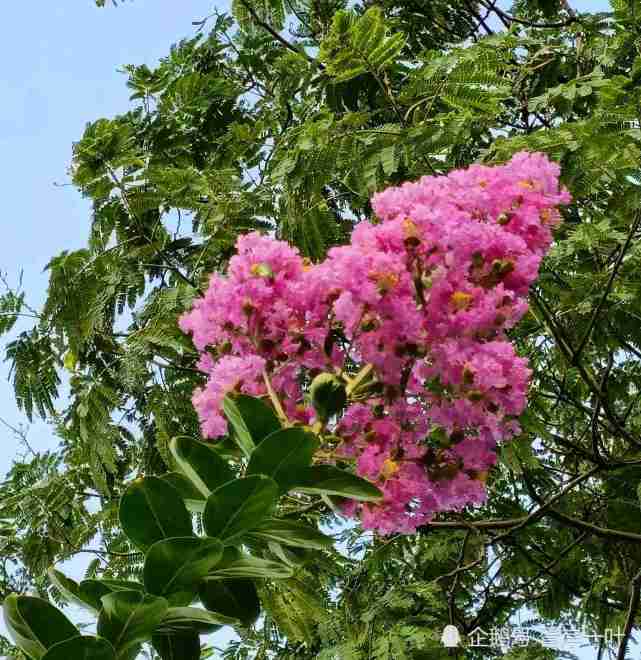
[262,370,290,426]
[346,363,374,397]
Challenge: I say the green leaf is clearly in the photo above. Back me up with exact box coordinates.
[170,436,234,497]
[97,591,168,659]
[207,555,294,580]
[48,568,100,614]
[267,541,309,568]
[156,606,238,633]
[162,472,206,513]
[3,594,78,660]
[203,475,278,544]
[248,517,333,549]
[42,636,116,660]
[246,428,318,493]
[152,631,200,660]
[222,395,255,458]
[77,579,145,612]
[119,476,193,550]
[199,579,261,627]
[293,465,383,501]
[144,537,224,606]
[223,394,281,455]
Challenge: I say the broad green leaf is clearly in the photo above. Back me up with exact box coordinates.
[156,606,238,633]
[246,428,318,493]
[152,631,200,660]
[3,594,78,660]
[203,475,278,544]
[97,591,168,658]
[78,579,145,612]
[267,541,309,567]
[248,518,333,549]
[162,472,206,513]
[293,465,383,501]
[48,568,99,614]
[222,394,281,455]
[222,395,255,457]
[144,537,224,606]
[119,476,193,550]
[170,436,234,497]
[199,578,261,627]
[207,555,294,580]
[42,636,116,660]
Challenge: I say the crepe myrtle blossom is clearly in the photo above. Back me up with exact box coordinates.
[180,151,570,534]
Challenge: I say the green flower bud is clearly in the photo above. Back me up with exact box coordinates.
[310,372,347,422]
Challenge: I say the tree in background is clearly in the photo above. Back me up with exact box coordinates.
[1,0,641,658]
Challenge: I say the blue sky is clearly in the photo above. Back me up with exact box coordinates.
[0,1,619,657]
[0,0,227,469]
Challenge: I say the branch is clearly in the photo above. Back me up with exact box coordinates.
[76,548,141,559]
[574,210,641,361]
[462,0,494,35]
[489,465,600,541]
[238,0,322,68]
[479,0,580,28]
[531,291,641,449]
[522,474,641,543]
[617,568,641,660]
[106,167,202,294]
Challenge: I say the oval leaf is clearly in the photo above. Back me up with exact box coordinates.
[203,475,278,544]
[162,472,205,513]
[170,437,233,497]
[119,476,192,550]
[207,555,294,580]
[293,465,383,502]
[156,606,238,634]
[97,591,168,656]
[222,394,281,456]
[3,594,78,660]
[152,631,200,660]
[42,636,116,660]
[48,568,99,614]
[144,537,223,606]
[199,578,261,627]
[246,428,318,493]
[78,579,145,613]
[248,518,333,549]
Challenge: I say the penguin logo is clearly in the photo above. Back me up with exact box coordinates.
[441,624,461,647]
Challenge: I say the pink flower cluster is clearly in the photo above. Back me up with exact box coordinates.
[180,152,570,534]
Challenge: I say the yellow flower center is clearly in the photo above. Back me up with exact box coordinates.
[250,262,274,278]
[381,459,399,479]
[370,271,399,294]
[518,179,538,190]
[450,291,474,311]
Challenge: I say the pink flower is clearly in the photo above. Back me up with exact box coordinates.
[180,152,570,534]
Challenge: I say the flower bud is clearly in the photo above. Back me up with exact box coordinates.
[310,372,347,422]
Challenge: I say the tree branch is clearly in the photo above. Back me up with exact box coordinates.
[238,0,322,68]
[617,568,641,660]
[574,210,641,361]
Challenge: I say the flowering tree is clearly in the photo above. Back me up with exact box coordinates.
[1,1,641,659]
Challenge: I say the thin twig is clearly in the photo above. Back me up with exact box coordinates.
[617,568,641,660]
[575,210,641,360]
[238,0,321,68]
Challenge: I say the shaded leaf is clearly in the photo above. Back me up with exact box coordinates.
[119,476,193,550]
[203,475,278,544]
[144,537,224,606]
[246,428,318,493]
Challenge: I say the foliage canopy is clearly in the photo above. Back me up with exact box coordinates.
[2,0,641,658]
